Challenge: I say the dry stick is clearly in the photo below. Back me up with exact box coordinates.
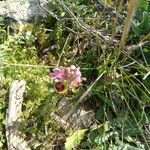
[119,0,139,52]
[63,71,105,121]
[38,0,118,44]
[125,41,150,54]
[94,0,124,24]
[38,0,59,20]
[38,1,80,35]
[57,0,118,44]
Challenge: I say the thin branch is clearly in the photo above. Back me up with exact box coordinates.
[125,41,150,54]
[38,0,59,20]
[57,0,118,44]
[94,0,124,24]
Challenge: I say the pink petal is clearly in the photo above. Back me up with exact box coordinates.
[70,65,76,70]
[50,68,63,79]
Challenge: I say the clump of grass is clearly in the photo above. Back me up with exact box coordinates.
[0,0,150,149]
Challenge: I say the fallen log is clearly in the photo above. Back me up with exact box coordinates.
[5,80,30,150]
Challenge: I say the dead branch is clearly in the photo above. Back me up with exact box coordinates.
[125,41,150,54]
[57,0,119,44]
[38,0,59,20]
[6,80,30,150]
[94,0,124,24]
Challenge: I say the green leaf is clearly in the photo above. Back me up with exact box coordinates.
[139,0,148,10]
[138,12,149,31]
[132,11,150,36]
[88,130,98,144]
[132,23,143,36]
[65,129,87,150]
[94,131,114,145]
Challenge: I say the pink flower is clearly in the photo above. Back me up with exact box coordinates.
[50,65,83,92]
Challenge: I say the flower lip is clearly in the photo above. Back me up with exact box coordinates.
[54,81,68,94]
[55,82,65,92]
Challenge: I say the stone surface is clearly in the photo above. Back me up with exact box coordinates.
[51,97,95,130]
[0,0,49,23]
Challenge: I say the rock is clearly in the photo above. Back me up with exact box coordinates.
[50,97,95,130]
[0,0,49,23]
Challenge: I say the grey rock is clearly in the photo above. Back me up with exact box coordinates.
[0,0,49,23]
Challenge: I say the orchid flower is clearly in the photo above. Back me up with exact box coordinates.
[50,65,83,93]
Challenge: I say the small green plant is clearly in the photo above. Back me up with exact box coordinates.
[65,129,87,150]
[132,11,150,36]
